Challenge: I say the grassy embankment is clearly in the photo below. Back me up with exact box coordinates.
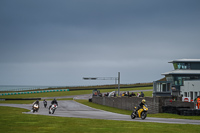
[0,83,152,92]
[0,83,153,99]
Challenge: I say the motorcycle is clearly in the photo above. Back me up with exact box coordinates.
[32,104,39,113]
[131,104,148,120]
[43,100,47,108]
[49,104,57,114]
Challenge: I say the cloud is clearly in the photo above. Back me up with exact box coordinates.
[0,0,200,86]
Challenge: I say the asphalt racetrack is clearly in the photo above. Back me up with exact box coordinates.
[1,100,200,125]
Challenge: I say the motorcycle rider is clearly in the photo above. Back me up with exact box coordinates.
[32,100,39,110]
[49,98,58,110]
[43,99,47,103]
[135,99,146,115]
[43,99,47,107]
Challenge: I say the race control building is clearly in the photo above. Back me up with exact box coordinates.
[153,59,200,100]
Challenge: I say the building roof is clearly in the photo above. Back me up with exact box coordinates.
[162,70,200,75]
[169,59,200,63]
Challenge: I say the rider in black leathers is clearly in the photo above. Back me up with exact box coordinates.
[43,99,47,107]
[32,100,40,110]
[135,99,146,114]
[49,98,58,109]
[33,100,39,105]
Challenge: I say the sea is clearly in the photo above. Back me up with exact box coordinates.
[0,85,64,92]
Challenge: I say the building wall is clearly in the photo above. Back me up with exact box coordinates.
[92,96,159,114]
[92,96,194,114]
[181,80,200,99]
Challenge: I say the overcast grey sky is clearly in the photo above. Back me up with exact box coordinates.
[0,0,200,86]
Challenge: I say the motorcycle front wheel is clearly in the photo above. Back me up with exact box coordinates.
[141,112,147,120]
[131,112,136,119]
[52,109,55,114]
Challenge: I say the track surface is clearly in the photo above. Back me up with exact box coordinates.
[1,100,200,125]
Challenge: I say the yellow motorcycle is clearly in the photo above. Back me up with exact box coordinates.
[131,104,148,120]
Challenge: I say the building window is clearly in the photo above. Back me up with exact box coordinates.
[166,76,173,82]
[173,63,190,70]
[167,83,170,91]
[184,92,187,97]
[173,77,190,86]
[190,92,193,100]
[174,77,183,85]
[195,92,198,99]
[163,84,166,91]
[155,82,171,92]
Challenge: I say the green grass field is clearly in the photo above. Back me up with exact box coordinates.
[0,106,200,133]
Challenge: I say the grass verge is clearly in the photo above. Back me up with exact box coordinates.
[0,106,200,133]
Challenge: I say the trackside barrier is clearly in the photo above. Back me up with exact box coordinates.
[0,89,69,96]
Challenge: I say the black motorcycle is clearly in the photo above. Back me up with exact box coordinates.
[43,100,47,108]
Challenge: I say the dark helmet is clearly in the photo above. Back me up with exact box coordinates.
[35,100,39,104]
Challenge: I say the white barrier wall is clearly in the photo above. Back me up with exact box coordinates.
[0,89,69,96]
[181,80,200,100]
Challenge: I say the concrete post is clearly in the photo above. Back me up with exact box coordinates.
[118,72,120,96]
